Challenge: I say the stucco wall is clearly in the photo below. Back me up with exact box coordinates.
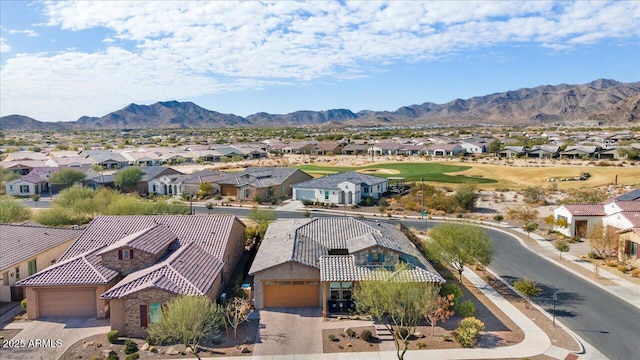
[619,231,640,268]
[252,262,320,309]
[1,238,76,302]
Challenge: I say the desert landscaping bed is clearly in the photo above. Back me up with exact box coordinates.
[60,320,258,359]
[322,326,379,353]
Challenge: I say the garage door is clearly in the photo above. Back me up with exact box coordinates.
[263,280,319,308]
[220,185,237,197]
[38,288,96,317]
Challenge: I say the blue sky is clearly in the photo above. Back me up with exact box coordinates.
[1,1,639,122]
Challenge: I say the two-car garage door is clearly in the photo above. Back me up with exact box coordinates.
[263,280,319,308]
[38,288,96,317]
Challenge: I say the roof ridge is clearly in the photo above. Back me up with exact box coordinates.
[81,255,108,282]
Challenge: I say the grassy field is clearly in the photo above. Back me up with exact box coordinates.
[293,161,640,188]
[294,163,498,184]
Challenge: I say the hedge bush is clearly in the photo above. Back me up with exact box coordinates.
[106,330,119,344]
[123,340,138,354]
[457,300,476,317]
[455,317,485,348]
[360,329,374,342]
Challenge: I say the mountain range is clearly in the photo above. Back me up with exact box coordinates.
[1,79,638,131]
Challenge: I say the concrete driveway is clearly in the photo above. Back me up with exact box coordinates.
[2,317,110,360]
[253,308,374,356]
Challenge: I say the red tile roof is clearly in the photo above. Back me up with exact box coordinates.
[563,204,606,216]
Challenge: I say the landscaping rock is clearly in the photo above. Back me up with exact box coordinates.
[83,341,94,348]
[141,343,149,351]
[414,332,425,338]
[240,346,251,353]
[185,346,193,354]
[102,349,117,358]
[167,347,180,355]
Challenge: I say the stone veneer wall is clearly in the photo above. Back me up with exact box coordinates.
[123,288,175,338]
[353,247,399,267]
[101,246,166,276]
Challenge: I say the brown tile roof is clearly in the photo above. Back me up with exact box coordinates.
[96,224,177,256]
[563,204,606,216]
[18,215,242,287]
[101,242,224,299]
[0,224,82,270]
[319,255,445,283]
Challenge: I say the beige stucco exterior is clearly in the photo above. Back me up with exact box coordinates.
[1,238,77,302]
[619,230,640,268]
[24,280,117,320]
[252,261,320,309]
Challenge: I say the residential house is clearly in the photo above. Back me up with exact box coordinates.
[5,168,52,196]
[559,146,601,159]
[1,160,51,175]
[81,150,129,169]
[553,204,606,238]
[282,142,317,154]
[291,172,388,205]
[459,140,487,155]
[217,167,313,200]
[341,144,369,155]
[313,142,344,156]
[45,156,95,168]
[425,143,464,157]
[112,166,183,196]
[619,228,640,268]
[18,215,246,338]
[248,217,444,315]
[395,144,426,156]
[369,142,401,156]
[527,145,560,159]
[121,151,163,167]
[1,224,82,302]
[499,146,526,158]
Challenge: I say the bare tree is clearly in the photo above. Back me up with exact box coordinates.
[225,297,253,339]
[586,223,618,262]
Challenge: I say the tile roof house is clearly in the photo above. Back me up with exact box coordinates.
[291,172,388,205]
[5,168,53,196]
[553,188,640,242]
[1,224,82,302]
[216,167,313,201]
[249,217,444,315]
[18,214,246,338]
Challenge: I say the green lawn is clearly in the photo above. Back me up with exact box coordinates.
[293,163,497,184]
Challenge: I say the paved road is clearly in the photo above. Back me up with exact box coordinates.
[483,227,638,360]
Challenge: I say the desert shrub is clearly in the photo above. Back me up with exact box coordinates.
[396,327,410,338]
[606,261,618,267]
[417,342,427,349]
[617,265,628,273]
[631,269,640,277]
[360,329,373,342]
[454,317,485,348]
[106,354,119,360]
[106,330,119,344]
[587,251,601,259]
[440,283,463,310]
[328,333,336,341]
[457,300,476,317]
[344,328,356,338]
[123,340,138,354]
[20,298,27,311]
[125,354,140,360]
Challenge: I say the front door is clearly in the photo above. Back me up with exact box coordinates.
[575,220,588,238]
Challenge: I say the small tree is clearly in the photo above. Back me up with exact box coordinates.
[555,240,570,259]
[205,202,214,214]
[428,223,494,282]
[198,182,215,199]
[50,169,86,188]
[147,296,224,359]
[523,186,545,204]
[354,265,439,360]
[454,184,477,212]
[114,167,144,192]
[248,206,276,239]
[493,214,504,223]
[0,196,31,223]
[513,278,542,309]
[225,297,253,339]
[586,223,618,262]
[424,294,454,336]
[523,222,539,239]
[507,205,539,223]
[32,194,41,208]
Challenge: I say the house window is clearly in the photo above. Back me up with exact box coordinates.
[8,185,13,191]
[325,191,329,200]
[15,267,20,280]
[631,242,638,256]
[363,187,369,194]
[244,189,251,198]
[20,185,29,193]
[28,259,37,276]
[368,253,385,264]
[120,249,133,260]
[330,282,353,300]
[149,302,163,324]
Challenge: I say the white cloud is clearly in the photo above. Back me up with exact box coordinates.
[0,37,10,52]
[2,1,639,120]
[7,29,39,37]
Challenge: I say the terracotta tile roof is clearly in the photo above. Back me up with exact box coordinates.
[95,224,177,256]
[319,255,445,283]
[0,224,82,270]
[615,201,640,212]
[101,242,224,299]
[18,215,242,287]
[563,204,606,216]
